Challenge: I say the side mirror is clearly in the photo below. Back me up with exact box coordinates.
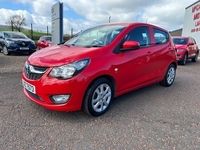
[121,41,140,51]
[0,36,3,39]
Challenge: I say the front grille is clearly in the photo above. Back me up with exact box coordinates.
[26,89,42,101]
[24,64,48,80]
[16,41,31,47]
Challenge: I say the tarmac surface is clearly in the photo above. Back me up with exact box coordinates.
[0,53,200,150]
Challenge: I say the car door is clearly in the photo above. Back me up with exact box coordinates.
[149,28,173,78]
[114,26,155,93]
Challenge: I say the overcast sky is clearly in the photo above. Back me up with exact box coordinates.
[0,0,197,34]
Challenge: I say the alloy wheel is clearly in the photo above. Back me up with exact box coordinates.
[167,67,175,85]
[91,83,112,113]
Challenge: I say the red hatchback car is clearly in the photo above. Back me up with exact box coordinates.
[37,36,53,50]
[173,36,199,65]
[22,23,177,116]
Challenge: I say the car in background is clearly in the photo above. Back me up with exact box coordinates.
[173,36,199,65]
[22,23,177,116]
[37,36,53,50]
[0,31,36,55]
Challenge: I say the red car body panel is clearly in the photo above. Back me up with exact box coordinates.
[175,44,188,60]
[22,23,177,112]
[37,37,53,50]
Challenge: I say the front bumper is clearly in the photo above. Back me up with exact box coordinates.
[7,45,36,53]
[177,54,184,61]
[22,69,88,112]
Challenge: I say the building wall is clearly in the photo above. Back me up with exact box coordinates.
[182,0,200,47]
[170,29,182,36]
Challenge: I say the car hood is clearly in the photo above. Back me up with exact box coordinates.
[175,44,187,49]
[28,45,98,67]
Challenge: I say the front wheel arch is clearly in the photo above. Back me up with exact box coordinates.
[82,75,115,116]
[84,75,116,98]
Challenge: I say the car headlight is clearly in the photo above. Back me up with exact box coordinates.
[49,59,90,79]
[6,40,15,46]
[30,40,35,45]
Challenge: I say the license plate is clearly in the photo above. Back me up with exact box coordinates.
[22,80,36,94]
[20,47,29,50]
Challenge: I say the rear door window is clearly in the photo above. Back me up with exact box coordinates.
[153,29,169,44]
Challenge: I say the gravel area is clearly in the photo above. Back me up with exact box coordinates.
[0,53,200,150]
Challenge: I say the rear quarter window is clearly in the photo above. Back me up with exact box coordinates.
[153,29,169,44]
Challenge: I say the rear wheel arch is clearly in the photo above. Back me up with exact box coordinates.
[160,63,176,87]
[162,61,177,79]
[171,61,177,69]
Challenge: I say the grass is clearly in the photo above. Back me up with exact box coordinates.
[0,25,71,41]
[0,25,48,40]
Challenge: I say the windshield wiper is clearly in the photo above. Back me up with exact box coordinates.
[64,43,76,47]
[85,45,104,48]
[64,44,71,47]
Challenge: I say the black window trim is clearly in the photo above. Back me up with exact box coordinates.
[113,26,152,53]
[126,26,151,48]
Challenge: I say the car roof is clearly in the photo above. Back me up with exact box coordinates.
[99,22,169,32]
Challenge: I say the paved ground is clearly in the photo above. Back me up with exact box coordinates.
[0,53,200,150]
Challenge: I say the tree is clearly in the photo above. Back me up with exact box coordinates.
[6,17,14,31]
[6,15,26,32]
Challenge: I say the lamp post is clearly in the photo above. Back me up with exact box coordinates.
[109,16,111,23]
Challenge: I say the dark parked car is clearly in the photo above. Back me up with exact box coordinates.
[37,36,53,50]
[0,31,36,55]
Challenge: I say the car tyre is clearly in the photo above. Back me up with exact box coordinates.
[179,53,187,65]
[160,64,176,87]
[2,46,9,55]
[192,52,199,62]
[83,78,114,117]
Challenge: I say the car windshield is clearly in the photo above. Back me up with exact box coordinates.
[65,25,125,47]
[173,38,188,45]
[4,32,28,39]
